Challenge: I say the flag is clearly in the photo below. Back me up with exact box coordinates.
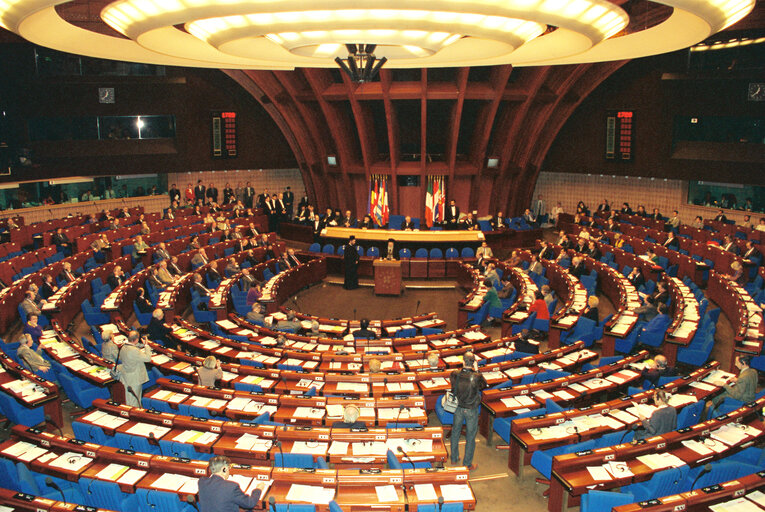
[425,176,445,227]
[380,177,389,226]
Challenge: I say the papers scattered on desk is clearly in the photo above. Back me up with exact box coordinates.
[235,433,272,451]
[745,490,765,507]
[566,383,588,394]
[96,463,130,482]
[49,452,93,471]
[689,381,715,392]
[352,441,387,456]
[387,438,433,454]
[3,441,37,458]
[505,367,533,378]
[80,410,129,429]
[439,484,473,502]
[414,483,438,501]
[151,473,197,492]
[126,422,170,439]
[552,390,575,401]
[500,396,537,409]
[586,466,611,481]
[420,377,449,389]
[293,406,325,419]
[2,379,46,401]
[173,430,218,445]
[376,485,399,502]
[681,439,719,456]
[667,394,697,407]
[386,382,415,392]
[336,382,368,393]
[607,409,638,425]
[605,461,633,478]
[286,483,335,504]
[635,452,685,470]
[216,319,239,330]
[328,441,349,455]
[710,497,763,512]
[291,441,328,455]
[62,359,90,372]
[703,369,735,387]
[711,423,760,446]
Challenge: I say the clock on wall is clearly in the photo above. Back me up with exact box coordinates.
[748,83,765,101]
[98,87,115,104]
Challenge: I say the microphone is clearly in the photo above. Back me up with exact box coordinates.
[45,414,63,436]
[269,496,276,512]
[415,300,421,316]
[186,495,199,511]
[438,496,444,512]
[619,423,639,444]
[690,463,713,490]
[149,432,163,456]
[393,404,406,429]
[275,440,284,468]
[353,309,357,320]
[45,477,66,503]
[396,445,414,469]
[573,426,581,444]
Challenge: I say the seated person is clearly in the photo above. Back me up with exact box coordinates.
[634,389,676,441]
[101,328,118,363]
[626,267,645,289]
[148,309,175,349]
[583,296,599,322]
[197,356,223,387]
[246,303,266,324]
[401,216,416,230]
[710,355,758,413]
[569,256,587,279]
[723,260,745,285]
[132,235,149,260]
[224,257,241,278]
[245,282,262,306]
[490,212,507,230]
[192,273,212,297]
[276,312,302,333]
[156,261,175,286]
[23,314,43,343]
[527,255,543,276]
[476,242,493,269]
[354,318,377,339]
[40,274,58,301]
[636,282,668,321]
[483,279,502,322]
[17,333,56,382]
[58,262,78,284]
[134,288,154,314]
[332,405,366,429]
[541,284,555,306]
[107,265,125,290]
[497,278,515,299]
[641,354,676,388]
[639,303,671,343]
[462,212,478,231]
[528,291,549,321]
[485,263,501,288]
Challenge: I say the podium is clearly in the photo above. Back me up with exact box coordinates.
[374,259,402,296]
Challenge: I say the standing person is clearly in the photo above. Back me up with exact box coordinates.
[114,330,152,407]
[168,183,180,205]
[343,236,360,290]
[282,186,294,218]
[194,180,206,204]
[449,351,487,470]
[198,456,266,512]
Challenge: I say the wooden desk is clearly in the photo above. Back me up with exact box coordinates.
[374,259,402,296]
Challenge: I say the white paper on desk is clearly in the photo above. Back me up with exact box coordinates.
[353,441,388,456]
[567,383,588,393]
[515,395,537,407]
[293,406,325,419]
[689,381,715,392]
[126,422,170,439]
[607,409,637,424]
[606,461,633,478]
[49,452,93,471]
[710,497,762,512]
[2,441,35,457]
[553,390,575,401]
[586,466,612,481]
[328,441,349,455]
[376,485,399,502]
[17,446,49,462]
[96,463,130,481]
[0,506,14,512]
[667,394,697,407]
[745,490,765,507]
[179,478,199,494]
[414,483,438,501]
[286,483,335,504]
[229,474,253,493]
[291,441,328,455]
[151,473,192,492]
[227,397,252,411]
[682,439,713,456]
[439,484,473,502]
[532,389,554,400]
[36,452,57,464]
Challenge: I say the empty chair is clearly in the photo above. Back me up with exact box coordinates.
[308,243,321,252]
[414,248,428,258]
[367,246,380,257]
[445,247,459,259]
[460,247,475,258]
[321,244,335,254]
[429,248,443,259]
[622,465,689,502]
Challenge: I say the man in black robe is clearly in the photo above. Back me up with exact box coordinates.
[343,236,360,290]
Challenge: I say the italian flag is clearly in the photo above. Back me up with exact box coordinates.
[425,176,445,227]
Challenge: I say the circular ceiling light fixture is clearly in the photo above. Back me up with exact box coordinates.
[0,0,756,69]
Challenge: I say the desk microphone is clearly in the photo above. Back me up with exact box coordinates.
[45,477,66,504]
[44,414,63,437]
[690,463,713,490]
[394,405,406,429]
[619,423,639,444]
[438,496,444,512]
[573,426,582,444]
[396,445,414,469]
[415,300,421,316]
[149,431,163,456]
[275,440,285,468]
[268,496,276,512]
[186,495,199,511]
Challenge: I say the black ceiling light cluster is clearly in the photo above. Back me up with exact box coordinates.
[335,44,388,83]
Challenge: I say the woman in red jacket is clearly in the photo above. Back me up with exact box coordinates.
[529,290,550,320]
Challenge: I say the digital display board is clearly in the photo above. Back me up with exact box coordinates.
[212,111,237,158]
[606,110,633,161]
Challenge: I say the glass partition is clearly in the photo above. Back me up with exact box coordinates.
[687,180,765,212]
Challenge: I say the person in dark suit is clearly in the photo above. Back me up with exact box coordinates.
[663,232,679,250]
[343,236,360,290]
[332,405,367,429]
[194,180,206,204]
[626,267,645,289]
[243,182,255,209]
[633,389,677,441]
[147,308,175,349]
[570,256,587,279]
[222,183,234,205]
[134,288,153,314]
[538,241,554,260]
[641,354,676,388]
[354,318,376,339]
[51,228,72,255]
[490,211,507,230]
[401,216,416,230]
[721,236,740,255]
[743,241,761,263]
[107,266,125,290]
[282,187,294,217]
[444,200,460,230]
[40,274,58,300]
[198,456,266,512]
[168,183,181,205]
[286,248,301,267]
[58,262,78,284]
[713,209,727,222]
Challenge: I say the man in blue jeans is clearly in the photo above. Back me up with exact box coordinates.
[449,351,487,470]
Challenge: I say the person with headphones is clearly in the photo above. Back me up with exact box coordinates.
[633,389,676,441]
[198,456,267,511]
